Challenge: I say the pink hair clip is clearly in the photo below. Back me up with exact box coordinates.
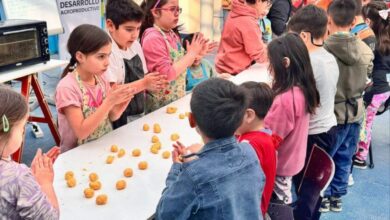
[378,9,390,21]
[153,0,162,9]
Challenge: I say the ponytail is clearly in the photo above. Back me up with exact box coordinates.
[61,57,77,79]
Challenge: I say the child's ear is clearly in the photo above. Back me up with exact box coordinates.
[75,51,85,64]
[106,19,116,33]
[188,113,197,128]
[151,9,161,18]
[245,109,256,123]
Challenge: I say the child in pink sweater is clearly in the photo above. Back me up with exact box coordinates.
[264,33,320,204]
[215,0,271,75]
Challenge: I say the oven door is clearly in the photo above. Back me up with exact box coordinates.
[0,27,42,71]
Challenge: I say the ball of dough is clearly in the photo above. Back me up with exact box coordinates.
[89,181,102,190]
[170,133,180,141]
[132,149,141,157]
[138,161,148,170]
[110,145,118,153]
[152,142,161,150]
[153,123,161,134]
[151,135,159,143]
[123,168,133,177]
[166,106,178,114]
[118,148,126,158]
[143,124,150,131]
[89,173,99,182]
[179,113,185,119]
[96,194,108,205]
[162,151,171,159]
[106,155,115,164]
[150,146,159,154]
[64,171,74,180]
[116,180,127,190]
[66,178,76,188]
[84,188,94,199]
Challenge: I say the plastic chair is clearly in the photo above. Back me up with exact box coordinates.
[294,144,335,220]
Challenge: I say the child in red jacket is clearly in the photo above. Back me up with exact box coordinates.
[236,82,282,216]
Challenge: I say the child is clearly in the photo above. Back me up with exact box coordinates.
[215,0,270,75]
[105,0,168,128]
[0,86,59,219]
[140,0,211,113]
[322,0,374,212]
[183,33,216,91]
[155,78,264,219]
[236,82,281,216]
[354,1,390,168]
[56,24,135,152]
[351,0,376,51]
[288,5,339,217]
[259,16,273,44]
[264,33,320,204]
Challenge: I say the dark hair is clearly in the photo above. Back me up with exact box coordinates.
[362,2,390,55]
[239,82,274,119]
[353,0,363,15]
[106,0,144,28]
[190,78,248,139]
[182,33,195,51]
[267,33,320,114]
[328,0,357,27]
[140,0,181,41]
[0,86,28,142]
[288,5,328,39]
[246,0,271,4]
[61,24,111,78]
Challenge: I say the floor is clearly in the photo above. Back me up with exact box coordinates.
[9,59,390,220]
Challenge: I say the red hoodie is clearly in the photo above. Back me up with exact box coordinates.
[215,0,268,74]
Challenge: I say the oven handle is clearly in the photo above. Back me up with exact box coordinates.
[2,28,36,35]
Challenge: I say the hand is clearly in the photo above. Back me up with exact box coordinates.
[106,84,135,107]
[185,33,207,57]
[31,148,54,186]
[172,141,203,163]
[217,73,232,79]
[144,72,169,92]
[45,146,60,163]
[199,41,219,57]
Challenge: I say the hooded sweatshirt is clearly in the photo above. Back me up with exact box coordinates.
[324,33,374,124]
[215,0,267,74]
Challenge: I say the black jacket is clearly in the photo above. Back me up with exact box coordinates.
[268,0,292,36]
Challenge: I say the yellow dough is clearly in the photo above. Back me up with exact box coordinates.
[110,145,118,153]
[96,194,108,205]
[123,168,133,177]
[64,171,74,180]
[153,123,161,133]
[185,112,190,117]
[116,180,127,190]
[166,106,178,114]
[89,173,99,182]
[138,161,148,170]
[151,135,159,143]
[143,124,150,131]
[66,178,76,188]
[179,113,185,119]
[152,142,161,150]
[162,151,171,159]
[150,146,159,154]
[118,148,126,158]
[170,133,180,141]
[89,181,102,190]
[132,149,141,157]
[84,188,94,199]
[106,155,115,164]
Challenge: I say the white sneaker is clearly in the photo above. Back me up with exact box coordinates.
[348,174,354,186]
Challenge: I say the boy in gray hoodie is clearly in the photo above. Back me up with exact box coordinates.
[321,0,374,213]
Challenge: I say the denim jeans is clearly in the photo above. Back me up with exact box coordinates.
[323,123,360,198]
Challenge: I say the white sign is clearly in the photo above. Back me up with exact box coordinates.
[57,0,102,60]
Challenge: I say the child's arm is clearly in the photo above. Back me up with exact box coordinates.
[63,85,134,140]
[240,23,268,63]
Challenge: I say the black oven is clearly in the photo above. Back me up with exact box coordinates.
[0,19,50,72]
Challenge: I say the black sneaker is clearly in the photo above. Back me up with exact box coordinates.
[319,197,330,213]
[330,196,342,212]
[353,158,368,169]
